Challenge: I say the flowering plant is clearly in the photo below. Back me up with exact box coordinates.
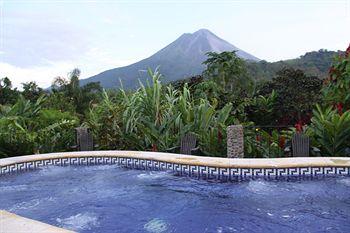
[323,44,350,111]
[244,127,290,158]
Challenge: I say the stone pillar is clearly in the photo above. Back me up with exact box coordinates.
[227,125,244,158]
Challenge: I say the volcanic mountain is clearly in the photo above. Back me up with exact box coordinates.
[80,29,260,89]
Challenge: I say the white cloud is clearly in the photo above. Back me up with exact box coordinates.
[83,47,135,69]
[0,47,140,89]
[0,62,76,89]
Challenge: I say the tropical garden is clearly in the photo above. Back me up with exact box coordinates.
[1,44,349,158]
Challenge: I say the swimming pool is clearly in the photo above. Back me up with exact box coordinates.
[1,163,350,233]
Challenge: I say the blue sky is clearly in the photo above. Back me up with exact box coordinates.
[0,0,349,88]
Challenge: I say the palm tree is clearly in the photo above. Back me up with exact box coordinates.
[51,68,102,116]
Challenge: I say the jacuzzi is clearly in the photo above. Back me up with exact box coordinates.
[1,151,350,232]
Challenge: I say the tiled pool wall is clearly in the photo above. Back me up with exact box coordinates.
[1,152,350,181]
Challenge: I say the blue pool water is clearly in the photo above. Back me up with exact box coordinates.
[1,165,350,233]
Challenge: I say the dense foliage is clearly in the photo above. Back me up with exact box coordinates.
[306,45,350,156]
[0,45,349,158]
[322,48,350,109]
[0,96,78,156]
[203,51,252,93]
[87,69,233,156]
[50,69,102,117]
[258,68,322,125]
[307,105,350,156]
[0,77,19,105]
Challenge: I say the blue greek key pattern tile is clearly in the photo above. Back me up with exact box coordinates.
[1,156,349,180]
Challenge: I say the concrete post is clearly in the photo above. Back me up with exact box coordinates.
[227,125,244,158]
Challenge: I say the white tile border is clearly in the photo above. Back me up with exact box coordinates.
[1,151,350,179]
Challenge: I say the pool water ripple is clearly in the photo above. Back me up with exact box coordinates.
[0,165,350,233]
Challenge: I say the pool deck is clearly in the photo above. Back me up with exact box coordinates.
[1,151,350,169]
[0,210,75,233]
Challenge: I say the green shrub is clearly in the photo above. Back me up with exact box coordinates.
[0,96,78,157]
[322,48,350,109]
[244,126,290,158]
[307,105,350,156]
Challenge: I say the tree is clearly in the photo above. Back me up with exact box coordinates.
[22,81,45,102]
[172,75,204,91]
[258,68,322,125]
[245,90,277,126]
[50,68,102,116]
[0,77,19,105]
[203,51,252,93]
[171,75,221,105]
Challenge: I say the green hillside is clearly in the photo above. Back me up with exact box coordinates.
[247,49,340,80]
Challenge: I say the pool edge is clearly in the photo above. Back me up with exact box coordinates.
[0,210,75,233]
[1,151,350,168]
[1,151,349,178]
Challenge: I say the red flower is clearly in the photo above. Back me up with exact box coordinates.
[151,144,158,152]
[218,130,223,143]
[295,121,303,133]
[345,43,350,58]
[329,66,336,75]
[279,136,286,149]
[336,102,343,115]
[323,77,330,85]
[256,135,262,142]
